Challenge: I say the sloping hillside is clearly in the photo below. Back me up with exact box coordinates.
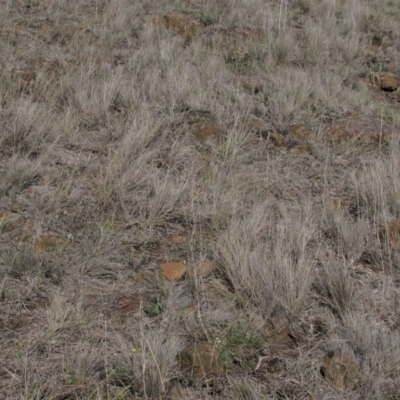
[1,0,400,398]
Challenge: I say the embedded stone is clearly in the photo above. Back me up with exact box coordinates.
[159,262,187,281]
[264,311,292,344]
[33,232,71,254]
[289,123,311,141]
[179,342,221,381]
[321,350,363,391]
[191,261,217,278]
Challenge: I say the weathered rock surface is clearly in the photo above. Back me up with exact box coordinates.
[189,120,223,142]
[191,261,217,278]
[33,232,71,254]
[235,77,265,94]
[371,71,399,92]
[159,262,187,281]
[326,115,393,144]
[240,115,274,137]
[178,342,221,381]
[144,12,204,38]
[264,311,292,344]
[321,350,363,391]
[289,123,311,141]
[289,143,311,155]
[20,219,35,242]
[82,287,142,322]
[185,110,224,143]
[165,11,204,37]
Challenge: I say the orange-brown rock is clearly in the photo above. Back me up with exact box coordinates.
[178,342,221,381]
[33,232,71,254]
[20,219,35,242]
[185,110,224,143]
[27,56,68,72]
[164,11,204,37]
[169,381,184,400]
[289,123,311,141]
[326,115,392,145]
[289,143,310,155]
[144,12,204,38]
[159,262,187,281]
[236,77,264,94]
[374,72,399,92]
[143,14,167,29]
[0,211,22,233]
[185,109,212,124]
[190,261,217,278]
[330,198,354,210]
[268,131,285,146]
[264,311,292,344]
[82,287,142,322]
[75,53,114,67]
[321,350,363,391]
[241,115,264,133]
[189,120,223,142]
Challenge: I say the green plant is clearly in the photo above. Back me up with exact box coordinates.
[107,365,134,388]
[220,323,261,371]
[145,295,164,317]
[373,63,388,72]
[126,246,147,271]
[225,49,251,74]
[195,10,216,26]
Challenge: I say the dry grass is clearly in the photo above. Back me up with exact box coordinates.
[1,0,400,398]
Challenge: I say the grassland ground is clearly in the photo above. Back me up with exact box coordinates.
[1,0,400,398]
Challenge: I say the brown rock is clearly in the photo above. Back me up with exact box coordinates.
[267,131,285,146]
[330,198,354,210]
[164,11,204,38]
[236,77,264,94]
[10,202,27,213]
[205,279,233,305]
[189,120,223,142]
[326,115,392,145]
[143,14,166,29]
[289,124,311,141]
[184,110,224,143]
[178,342,221,381]
[379,221,400,250]
[169,235,187,245]
[264,311,292,344]
[321,350,363,391]
[191,261,217,278]
[159,262,187,281]
[169,381,184,400]
[82,288,142,321]
[185,109,212,124]
[75,53,114,67]
[33,232,71,254]
[375,72,399,92]
[27,56,68,72]
[289,143,310,155]
[0,211,22,233]
[20,219,35,242]
[241,115,265,133]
